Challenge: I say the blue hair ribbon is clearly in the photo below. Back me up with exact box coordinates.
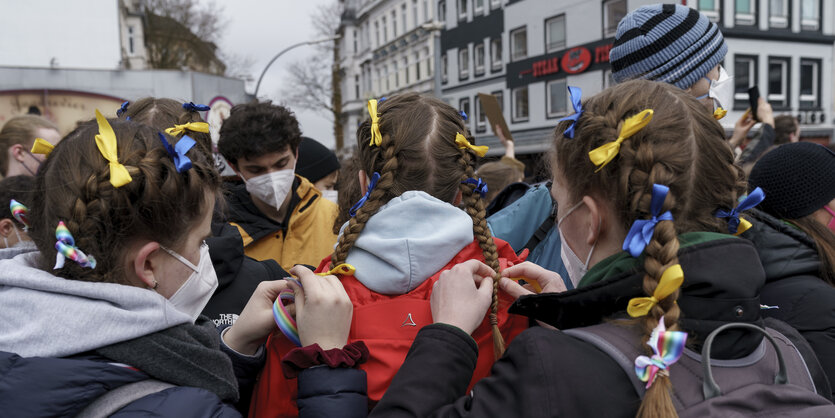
[158,133,196,173]
[349,172,381,217]
[462,178,488,198]
[623,184,674,258]
[557,86,583,138]
[378,97,387,103]
[459,110,468,122]
[116,101,129,117]
[715,187,765,235]
[183,102,211,112]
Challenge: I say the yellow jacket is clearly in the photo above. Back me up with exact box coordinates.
[227,175,338,271]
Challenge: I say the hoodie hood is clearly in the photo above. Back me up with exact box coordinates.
[342,191,474,295]
[743,209,820,283]
[0,252,192,358]
[0,240,37,261]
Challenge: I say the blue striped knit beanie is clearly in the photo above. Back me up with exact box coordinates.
[609,4,728,90]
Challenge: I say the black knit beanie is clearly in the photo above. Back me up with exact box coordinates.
[748,142,835,219]
[295,137,340,184]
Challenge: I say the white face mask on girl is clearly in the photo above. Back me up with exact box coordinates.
[2,227,23,249]
[320,189,338,204]
[242,168,296,211]
[161,242,218,321]
[557,200,597,288]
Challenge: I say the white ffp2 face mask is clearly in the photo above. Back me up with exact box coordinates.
[320,189,338,203]
[697,66,734,115]
[162,243,218,321]
[557,200,597,288]
[2,227,23,249]
[242,168,296,211]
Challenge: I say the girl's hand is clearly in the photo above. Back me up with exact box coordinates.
[224,280,290,355]
[287,265,353,350]
[500,261,567,299]
[431,260,495,335]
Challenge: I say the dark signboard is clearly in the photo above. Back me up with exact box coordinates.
[506,38,614,89]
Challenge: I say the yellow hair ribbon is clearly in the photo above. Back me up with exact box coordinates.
[507,277,543,293]
[165,122,210,136]
[31,138,55,156]
[588,109,654,172]
[735,217,752,236]
[455,133,489,157]
[367,99,382,147]
[316,263,357,277]
[627,264,684,318]
[713,107,727,120]
[94,109,132,188]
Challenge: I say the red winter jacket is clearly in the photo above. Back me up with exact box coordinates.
[249,238,530,417]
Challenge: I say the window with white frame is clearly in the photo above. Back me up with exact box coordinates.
[392,10,398,37]
[442,53,448,82]
[493,90,504,114]
[458,0,468,20]
[603,0,627,37]
[801,0,820,30]
[413,0,419,27]
[767,57,789,108]
[459,47,470,79]
[545,15,566,53]
[697,0,721,22]
[799,59,820,108]
[512,86,529,122]
[475,0,484,15]
[375,21,380,47]
[769,0,789,28]
[423,0,429,22]
[438,0,446,22]
[403,57,410,84]
[394,61,400,87]
[547,80,568,118]
[425,48,433,77]
[128,26,135,55]
[476,96,486,131]
[402,4,408,32]
[415,52,422,80]
[385,64,391,90]
[474,43,485,75]
[354,75,360,99]
[510,27,527,61]
[733,55,757,105]
[459,98,471,128]
[382,16,388,43]
[491,38,502,71]
[353,29,358,53]
[490,0,500,9]
[735,0,756,25]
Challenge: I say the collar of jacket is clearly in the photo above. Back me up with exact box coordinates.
[742,208,821,284]
[224,176,305,243]
[510,232,767,359]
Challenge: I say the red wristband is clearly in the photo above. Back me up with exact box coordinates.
[281,341,370,379]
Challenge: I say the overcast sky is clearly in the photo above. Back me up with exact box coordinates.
[219,0,337,149]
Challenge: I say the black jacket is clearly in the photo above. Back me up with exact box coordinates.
[370,236,830,417]
[744,209,835,397]
[203,221,288,326]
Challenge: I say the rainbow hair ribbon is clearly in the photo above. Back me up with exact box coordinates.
[54,221,96,269]
[455,133,489,157]
[634,316,687,389]
[588,109,654,172]
[182,102,210,112]
[158,133,196,173]
[462,178,488,198]
[10,200,29,231]
[316,263,356,277]
[557,86,584,138]
[95,109,132,188]
[623,184,674,258]
[273,289,301,346]
[165,122,210,136]
[349,172,381,217]
[715,187,765,235]
[627,264,684,318]
[367,99,382,146]
[31,138,55,157]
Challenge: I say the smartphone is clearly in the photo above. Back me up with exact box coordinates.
[748,86,760,122]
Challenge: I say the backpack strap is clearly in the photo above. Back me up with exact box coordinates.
[77,379,176,418]
[521,211,556,255]
[564,323,647,399]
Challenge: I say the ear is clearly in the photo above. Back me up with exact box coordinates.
[0,219,15,238]
[132,241,162,289]
[9,144,24,162]
[582,195,603,246]
[358,169,369,195]
[453,189,463,206]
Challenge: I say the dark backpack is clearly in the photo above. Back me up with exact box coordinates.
[565,322,835,417]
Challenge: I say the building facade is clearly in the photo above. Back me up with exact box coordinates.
[437,0,835,160]
[338,0,439,146]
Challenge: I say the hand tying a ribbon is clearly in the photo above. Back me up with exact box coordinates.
[623,184,674,258]
[588,109,654,172]
[54,221,96,270]
[158,133,196,173]
[715,187,765,235]
[462,178,488,198]
[634,316,687,388]
[557,86,583,138]
[349,172,381,217]
[455,133,489,157]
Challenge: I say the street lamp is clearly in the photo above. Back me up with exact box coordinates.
[420,22,445,98]
[253,35,342,98]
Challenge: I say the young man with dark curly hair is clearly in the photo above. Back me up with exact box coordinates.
[218,101,337,271]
